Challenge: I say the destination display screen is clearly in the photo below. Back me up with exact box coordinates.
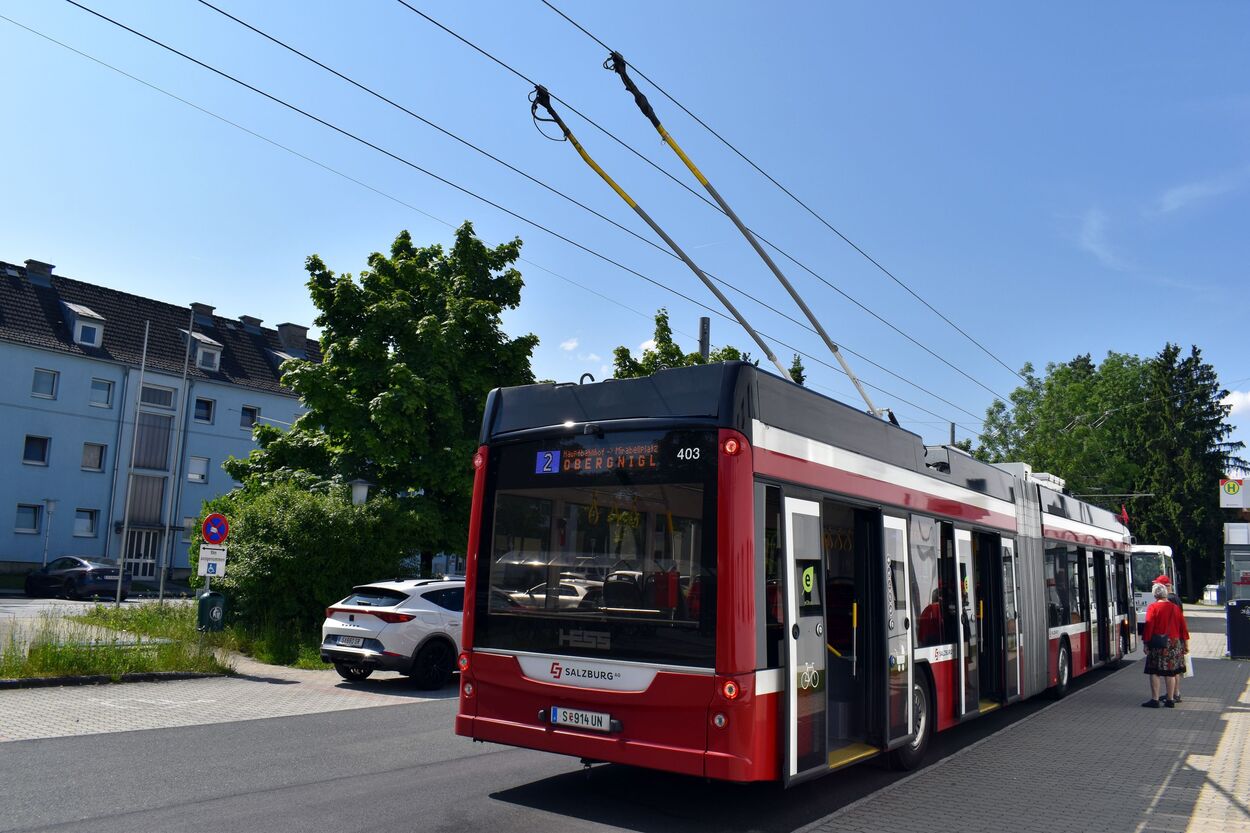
[498,429,716,489]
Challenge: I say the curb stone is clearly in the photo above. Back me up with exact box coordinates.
[0,671,224,690]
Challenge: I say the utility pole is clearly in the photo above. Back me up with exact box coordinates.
[698,316,710,362]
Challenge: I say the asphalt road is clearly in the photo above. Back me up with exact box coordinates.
[0,663,1125,833]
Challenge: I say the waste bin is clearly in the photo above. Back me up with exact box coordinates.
[1228,600,1250,659]
[197,591,226,632]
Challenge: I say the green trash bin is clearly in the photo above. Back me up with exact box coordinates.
[198,591,225,632]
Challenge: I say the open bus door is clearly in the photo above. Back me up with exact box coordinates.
[783,497,828,785]
[1000,537,1021,701]
[954,529,980,717]
[881,515,915,750]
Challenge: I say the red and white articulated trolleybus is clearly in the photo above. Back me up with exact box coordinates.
[455,363,1135,785]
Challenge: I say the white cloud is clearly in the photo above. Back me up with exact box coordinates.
[1077,208,1129,271]
[559,337,579,352]
[1223,390,1250,417]
[1152,166,1249,215]
[577,352,601,363]
[639,339,657,352]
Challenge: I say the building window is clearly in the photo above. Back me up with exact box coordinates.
[75,321,102,347]
[140,385,175,409]
[82,442,106,471]
[90,378,114,407]
[240,405,259,430]
[197,348,220,371]
[194,397,215,423]
[74,509,98,537]
[16,504,42,534]
[182,516,197,543]
[188,456,210,483]
[134,413,173,471]
[23,435,50,465]
[32,368,58,399]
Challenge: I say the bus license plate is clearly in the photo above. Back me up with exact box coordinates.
[550,706,611,733]
[338,636,364,647]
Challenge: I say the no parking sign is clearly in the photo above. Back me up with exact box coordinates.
[202,513,230,545]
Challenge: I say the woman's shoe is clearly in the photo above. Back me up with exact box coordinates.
[1141,699,1161,708]
[1173,696,1182,703]
[1164,699,1176,708]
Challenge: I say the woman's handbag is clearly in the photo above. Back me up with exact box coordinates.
[1147,633,1168,650]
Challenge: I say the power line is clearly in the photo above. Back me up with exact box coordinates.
[391,0,1011,402]
[538,0,1027,386]
[188,0,983,416]
[42,2,982,433]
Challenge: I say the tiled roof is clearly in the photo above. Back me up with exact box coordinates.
[0,261,320,396]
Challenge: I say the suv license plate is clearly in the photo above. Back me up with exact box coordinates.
[550,706,611,733]
[338,636,364,647]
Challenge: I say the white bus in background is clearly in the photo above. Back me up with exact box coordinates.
[1131,544,1178,632]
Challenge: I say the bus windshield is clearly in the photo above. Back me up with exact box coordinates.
[474,428,718,667]
[1131,552,1173,594]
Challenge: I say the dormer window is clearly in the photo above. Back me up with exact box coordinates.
[181,329,224,372]
[197,347,221,371]
[63,302,105,347]
[75,321,102,347]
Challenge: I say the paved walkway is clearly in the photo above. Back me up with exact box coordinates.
[808,605,1250,833]
[0,652,453,743]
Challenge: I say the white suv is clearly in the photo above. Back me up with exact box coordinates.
[320,578,463,689]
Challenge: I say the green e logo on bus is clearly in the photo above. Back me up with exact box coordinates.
[802,566,814,596]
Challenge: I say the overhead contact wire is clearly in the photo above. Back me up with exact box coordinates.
[51,1,981,431]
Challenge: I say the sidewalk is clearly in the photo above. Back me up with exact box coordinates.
[809,606,1249,833]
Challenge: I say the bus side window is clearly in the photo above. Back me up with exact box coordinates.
[909,515,944,648]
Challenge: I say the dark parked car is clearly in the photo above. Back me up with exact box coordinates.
[24,557,132,600]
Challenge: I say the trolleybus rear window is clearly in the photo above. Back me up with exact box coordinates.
[474,429,718,667]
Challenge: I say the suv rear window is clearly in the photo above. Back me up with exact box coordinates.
[422,587,465,612]
[341,587,409,607]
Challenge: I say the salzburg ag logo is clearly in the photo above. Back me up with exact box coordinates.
[550,662,563,679]
[547,661,621,683]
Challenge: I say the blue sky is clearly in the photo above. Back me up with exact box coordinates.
[3,1,1248,455]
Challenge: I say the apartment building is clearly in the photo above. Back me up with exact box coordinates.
[1,258,317,579]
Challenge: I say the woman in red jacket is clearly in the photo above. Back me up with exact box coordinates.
[1142,582,1186,707]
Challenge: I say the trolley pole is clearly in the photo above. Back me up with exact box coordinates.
[605,53,879,414]
[530,85,792,382]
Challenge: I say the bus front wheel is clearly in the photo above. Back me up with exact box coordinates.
[1051,641,1072,699]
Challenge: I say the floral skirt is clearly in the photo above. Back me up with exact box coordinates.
[1144,638,1185,676]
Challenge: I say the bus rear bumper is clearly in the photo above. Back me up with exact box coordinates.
[456,713,708,778]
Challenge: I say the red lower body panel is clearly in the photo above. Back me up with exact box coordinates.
[456,653,779,782]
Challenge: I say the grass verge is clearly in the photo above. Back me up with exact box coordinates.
[1,611,230,680]
[75,603,331,670]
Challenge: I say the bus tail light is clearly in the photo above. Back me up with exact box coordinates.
[462,681,475,698]
[721,680,740,700]
[722,437,741,456]
[458,652,471,672]
[712,713,728,729]
[473,450,485,470]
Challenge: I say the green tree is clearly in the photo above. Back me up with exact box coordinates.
[789,354,807,386]
[225,223,538,573]
[612,308,759,379]
[975,345,1246,596]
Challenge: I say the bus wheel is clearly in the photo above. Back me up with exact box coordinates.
[889,676,932,771]
[1051,641,1072,699]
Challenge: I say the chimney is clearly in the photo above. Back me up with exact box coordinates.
[24,260,55,287]
[239,315,263,334]
[190,302,215,327]
[277,322,308,351]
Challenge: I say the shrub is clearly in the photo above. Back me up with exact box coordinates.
[190,485,420,636]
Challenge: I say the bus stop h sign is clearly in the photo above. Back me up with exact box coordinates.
[202,513,230,545]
